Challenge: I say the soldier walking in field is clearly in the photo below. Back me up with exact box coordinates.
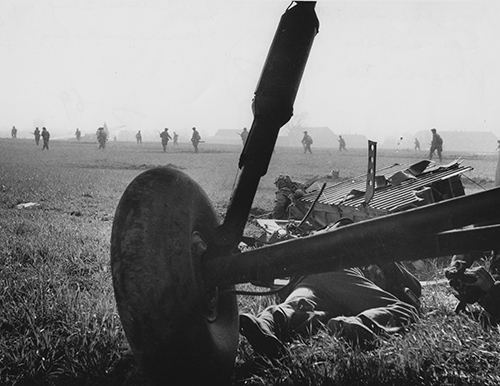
[191,127,201,153]
[428,128,443,162]
[97,127,107,149]
[136,130,142,144]
[11,126,17,139]
[414,138,420,152]
[338,135,346,151]
[160,128,172,152]
[173,132,179,146]
[240,127,249,145]
[34,127,41,146]
[41,127,50,150]
[301,131,313,153]
[75,128,81,141]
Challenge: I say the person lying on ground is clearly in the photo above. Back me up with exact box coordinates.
[239,219,422,358]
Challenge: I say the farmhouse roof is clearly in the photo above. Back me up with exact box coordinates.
[213,129,240,137]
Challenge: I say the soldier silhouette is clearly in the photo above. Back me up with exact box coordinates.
[160,128,172,152]
[34,127,41,146]
[41,127,50,150]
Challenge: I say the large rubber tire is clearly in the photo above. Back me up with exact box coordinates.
[111,167,238,385]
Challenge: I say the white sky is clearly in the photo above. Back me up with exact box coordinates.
[1,0,499,140]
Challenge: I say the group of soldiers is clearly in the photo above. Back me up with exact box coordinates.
[300,131,346,154]
[132,127,203,153]
[32,127,51,150]
[299,128,444,160]
[301,131,346,154]
[157,127,200,153]
[10,125,446,159]
[20,125,203,153]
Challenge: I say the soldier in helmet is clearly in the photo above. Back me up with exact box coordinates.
[429,128,443,162]
[301,131,313,153]
[272,175,306,219]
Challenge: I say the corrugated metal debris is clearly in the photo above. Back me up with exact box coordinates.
[298,160,472,226]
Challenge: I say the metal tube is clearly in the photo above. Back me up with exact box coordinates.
[437,224,500,254]
[218,2,319,247]
[204,187,500,287]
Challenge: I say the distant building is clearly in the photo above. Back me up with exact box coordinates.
[340,134,369,149]
[276,134,291,147]
[117,130,138,142]
[208,129,241,145]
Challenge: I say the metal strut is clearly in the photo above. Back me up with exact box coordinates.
[217,2,319,247]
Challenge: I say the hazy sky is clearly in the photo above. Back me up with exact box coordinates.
[1,0,499,140]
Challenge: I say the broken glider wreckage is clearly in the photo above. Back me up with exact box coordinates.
[258,156,473,237]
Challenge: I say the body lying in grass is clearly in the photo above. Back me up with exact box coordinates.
[240,219,422,357]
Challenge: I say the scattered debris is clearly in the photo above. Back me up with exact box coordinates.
[253,159,475,277]
[256,219,291,237]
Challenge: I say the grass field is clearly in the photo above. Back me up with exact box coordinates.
[1,138,499,385]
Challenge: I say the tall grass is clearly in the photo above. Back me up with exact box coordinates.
[2,210,499,385]
[0,213,126,385]
[236,285,500,385]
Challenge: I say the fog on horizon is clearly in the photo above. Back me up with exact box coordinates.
[1,0,500,142]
